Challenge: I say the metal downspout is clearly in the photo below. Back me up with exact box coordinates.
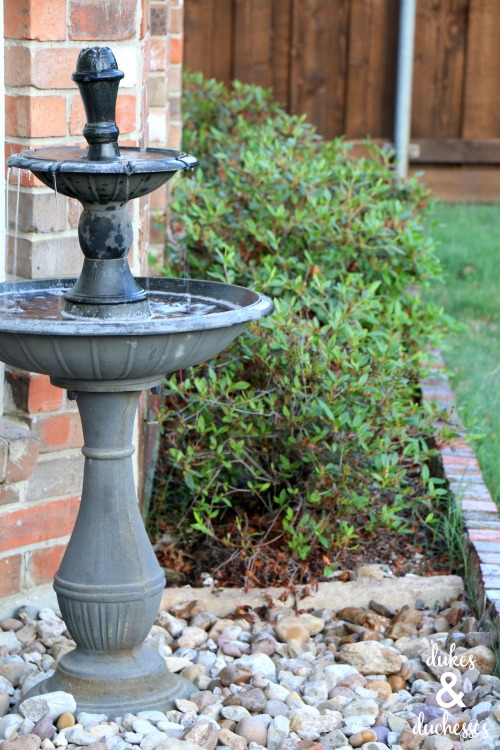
[394,0,417,184]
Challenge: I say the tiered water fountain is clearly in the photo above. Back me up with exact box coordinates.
[2,47,273,716]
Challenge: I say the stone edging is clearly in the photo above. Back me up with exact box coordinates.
[421,350,500,630]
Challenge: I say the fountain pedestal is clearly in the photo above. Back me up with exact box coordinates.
[29,387,193,714]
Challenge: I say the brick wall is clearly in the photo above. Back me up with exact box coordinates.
[0,0,183,604]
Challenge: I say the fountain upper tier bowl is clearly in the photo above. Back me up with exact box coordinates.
[8,146,198,203]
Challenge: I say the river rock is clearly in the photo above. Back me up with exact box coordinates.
[0,735,42,750]
[234,717,267,746]
[349,729,377,746]
[463,646,496,674]
[218,727,247,750]
[181,719,218,750]
[338,642,402,674]
[233,654,276,679]
[266,716,289,750]
[31,716,54,742]
[274,618,310,645]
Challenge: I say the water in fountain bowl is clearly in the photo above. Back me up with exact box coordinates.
[0,288,231,321]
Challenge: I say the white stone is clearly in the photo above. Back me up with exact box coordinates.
[20,671,53,696]
[123,733,143,745]
[89,723,120,740]
[164,657,192,673]
[0,676,14,696]
[77,713,109,728]
[233,653,276,679]
[0,632,21,650]
[65,727,100,746]
[139,730,169,750]
[0,713,23,740]
[323,664,359,689]
[266,715,290,750]
[265,684,289,702]
[36,621,66,639]
[221,706,251,722]
[132,720,158,735]
[20,692,76,721]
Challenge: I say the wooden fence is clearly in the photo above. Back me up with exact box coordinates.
[184,0,500,199]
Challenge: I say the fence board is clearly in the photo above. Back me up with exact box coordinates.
[184,0,233,86]
[290,0,349,139]
[271,0,293,105]
[412,0,468,138]
[462,0,500,139]
[233,0,274,88]
[345,0,399,139]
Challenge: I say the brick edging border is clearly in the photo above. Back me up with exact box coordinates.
[421,351,500,629]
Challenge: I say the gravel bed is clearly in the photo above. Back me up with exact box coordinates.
[0,586,498,750]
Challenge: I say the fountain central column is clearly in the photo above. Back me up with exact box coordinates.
[33,387,193,716]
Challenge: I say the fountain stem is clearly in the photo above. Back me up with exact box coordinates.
[28,389,193,716]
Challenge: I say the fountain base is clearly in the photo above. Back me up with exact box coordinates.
[25,645,194,717]
[64,258,151,320]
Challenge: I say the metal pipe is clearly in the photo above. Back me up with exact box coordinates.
[394,0,417,184]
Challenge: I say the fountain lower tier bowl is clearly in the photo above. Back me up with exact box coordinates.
[0,278,273,391]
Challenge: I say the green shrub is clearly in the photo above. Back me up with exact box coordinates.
[151,74,448,570]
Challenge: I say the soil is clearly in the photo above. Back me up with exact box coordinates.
[151,506,453,591]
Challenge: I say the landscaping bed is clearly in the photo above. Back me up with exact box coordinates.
[148,75,455,590]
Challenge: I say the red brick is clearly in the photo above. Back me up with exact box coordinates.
[0,555,22,596]
[117,95,138,134]
[142,37,151,85]
[25,412,83,453]
[4,0,66,41]
[141,0,151,37]
[150,39,167,71]
[170,37,183,65]
[170,6,183,35]
[5,144,45,188]
[442,454,480,470]
[69,199,81,230]
[151,4,167,35]
[169,122,182,150]
[27,453,84,502]
[0,485,21,506]
[468,529,500,543]
[4,46,31,86]
[0,418,40,484]
[6,95,67,138]
[70,94,137,137]
[6,371,63,414]
[462,499,498,513]
[0,497,80,553]
[69,0,137,41]
[7,234,82,280]
[29,544,66,585]
[31,48,80,90]
[150,183,168,210]
[8,190,67,234]
[69,96,86,137]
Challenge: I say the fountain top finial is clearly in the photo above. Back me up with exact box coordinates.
[73,47,124,83]
[73,47,124,161]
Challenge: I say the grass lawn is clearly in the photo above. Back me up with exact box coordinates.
[430,203,500,504]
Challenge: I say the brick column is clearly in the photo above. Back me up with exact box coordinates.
[0,0,185,606]
[148,0,183,267]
